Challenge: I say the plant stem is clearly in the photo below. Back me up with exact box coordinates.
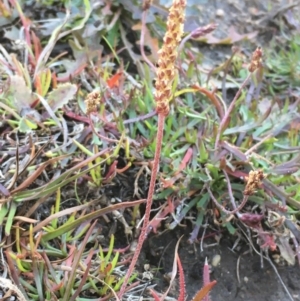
[118,114,165,298]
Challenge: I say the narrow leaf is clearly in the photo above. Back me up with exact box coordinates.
[40,199,146,242]
[191,281,217,301]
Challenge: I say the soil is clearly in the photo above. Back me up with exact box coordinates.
[141,228,300,301]
[183,0,300,67]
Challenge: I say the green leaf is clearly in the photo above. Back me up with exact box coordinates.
[224,221,236,235]
[198,140,208,163]
[5,202,17,236]
[109,252,120,276]
[40,199,145,242]
[0,204,9,231]
[18,116,38,133]
[105,235,115,264]
[12,152,109,202]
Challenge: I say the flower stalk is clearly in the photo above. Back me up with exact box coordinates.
[118,0,186,298]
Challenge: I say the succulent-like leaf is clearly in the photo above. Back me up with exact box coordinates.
[177,255,185,301]
[191,281,217,301]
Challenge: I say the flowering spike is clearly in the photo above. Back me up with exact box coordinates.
[244,170,266,196]
[85,91,101,114]
[154,0,186,116]
[248,47,263,72]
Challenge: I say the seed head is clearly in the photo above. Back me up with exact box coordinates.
[248,47,263,73]
[154,0,186,116]
[85,91,101,114]
[244,170,266,196]
[142,0,152,11]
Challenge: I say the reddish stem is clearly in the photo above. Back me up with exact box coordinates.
[118,114,165,298]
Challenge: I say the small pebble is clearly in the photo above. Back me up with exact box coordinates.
[143,271,153,281]
[212,254,221,267]
[216,9,224,18]
[129,240,137,252]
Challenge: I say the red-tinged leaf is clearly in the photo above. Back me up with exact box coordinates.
[56,62,87,83]
[31,31,41,63]
[35,75,42,95]
[70,249,94,301]
[148,288,162,301]
[65,245,76,268]
[147,197,182,234]
[30,98,40,108]
[177,255,185,301]
[259,232,277,252]
[203,258,210,289]
[63,109,90,124]
[52,72,57,88]
[190,84,224,119]
[191,281,217,301]
[155,236,184,301]
[104,262,112,274]
[161,148,193,187]
[10,155,68,194]
[176,147,193,175]
[51,281,64,292]
[66,221,97,301]
[107,72,122,88]
[104,161,118,181]
[202,258,210,301]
